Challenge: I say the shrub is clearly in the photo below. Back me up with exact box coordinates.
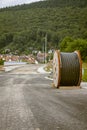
[0,59,4,65]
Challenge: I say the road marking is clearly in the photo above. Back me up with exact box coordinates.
[45,76,53,81]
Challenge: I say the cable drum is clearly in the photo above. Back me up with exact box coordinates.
[53,50,82,88]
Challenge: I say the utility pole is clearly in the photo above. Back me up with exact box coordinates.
[44,33,47,64]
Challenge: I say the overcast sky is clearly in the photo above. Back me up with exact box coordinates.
[0,0,42,8]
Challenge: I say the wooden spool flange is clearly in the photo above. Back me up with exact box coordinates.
[53,50,82,88]
[53,50,61,88]
[74,50,82,86]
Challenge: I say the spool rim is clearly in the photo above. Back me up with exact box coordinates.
[74,50,82,86]
[53,50,61,88]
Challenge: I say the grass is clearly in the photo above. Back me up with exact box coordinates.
[82,62,87,69]
[82,62,87,82]
[82,69,87,82]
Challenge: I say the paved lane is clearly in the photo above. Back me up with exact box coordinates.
[0,64,87,130]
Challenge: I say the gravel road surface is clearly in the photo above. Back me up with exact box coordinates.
[0,64,87,130]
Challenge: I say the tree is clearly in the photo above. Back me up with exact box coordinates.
[60,37,87,60]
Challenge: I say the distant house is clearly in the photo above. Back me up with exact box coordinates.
[37,52,48,63]
[0,54,19,62]
[19,55,36,64]
[0,54,36,64]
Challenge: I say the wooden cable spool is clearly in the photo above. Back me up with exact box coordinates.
[53,50,82,88]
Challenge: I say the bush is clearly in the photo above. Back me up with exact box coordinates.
[0,59,4,65]
[82,69,87,82]
[60,37,87,60]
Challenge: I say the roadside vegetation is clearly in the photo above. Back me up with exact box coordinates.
[60,37,87,82]
[0,59,4,65]
[60,37,87,60]
[0,0,87,80]
[0,0,87,55]
[82,62,87,82]
[0,59,4,71]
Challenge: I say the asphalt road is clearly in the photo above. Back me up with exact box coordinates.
[0,64,87,130]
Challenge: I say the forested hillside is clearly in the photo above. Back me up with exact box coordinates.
[0,0,87,57]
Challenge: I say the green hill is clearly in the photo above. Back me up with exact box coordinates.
[0,0,87,54]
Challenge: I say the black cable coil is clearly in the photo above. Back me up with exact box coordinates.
[60,52,80,86]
